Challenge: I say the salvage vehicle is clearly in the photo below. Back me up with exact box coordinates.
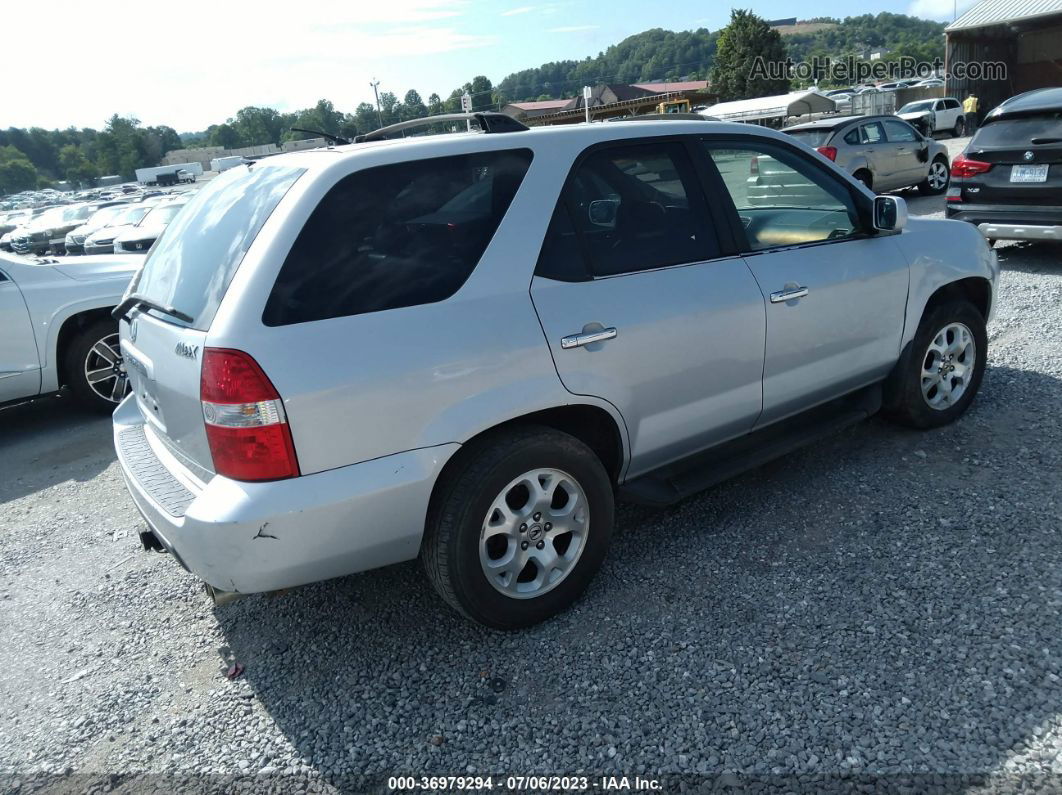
[1,252,140,409]
[897,98,966,137]
[945,87,1062,245]
[782,114,951,194]
[112,114,998,629]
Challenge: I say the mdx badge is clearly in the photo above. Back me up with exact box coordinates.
[175,341,199,360]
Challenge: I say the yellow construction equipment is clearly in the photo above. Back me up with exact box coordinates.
[655,99,691,114]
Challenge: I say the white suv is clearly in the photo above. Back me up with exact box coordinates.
[113,113,998,628]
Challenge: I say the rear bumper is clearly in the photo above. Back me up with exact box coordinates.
[112,396,458,594]
[946,203,1062,240]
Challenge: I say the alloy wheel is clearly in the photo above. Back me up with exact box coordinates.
[921,322,975,410]
[479,468,589,599]
[84,332,130,403]
[928,161,949,190]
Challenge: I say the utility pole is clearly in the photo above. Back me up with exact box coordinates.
[370,79,383,128]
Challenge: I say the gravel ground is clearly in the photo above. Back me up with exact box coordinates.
[2,143,1061,792]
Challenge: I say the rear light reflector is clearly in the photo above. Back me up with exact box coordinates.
[816,146,838,162]
[946,186,962,203]
[201,348,299,481]
[951,154,992,178]
[749,156,759,176]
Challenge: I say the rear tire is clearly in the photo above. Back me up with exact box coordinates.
[854,170,873,191]
[918,156,951,196]
[422,426,614,629]
[64,319,130,413]
[883,300,986,429]
[954,117,965,137]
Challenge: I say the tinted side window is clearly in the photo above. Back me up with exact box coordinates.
[883,120,918,142]
[535,204,589,282]
[559,143,718,277]
[264,149,532,325]
[843,128,860,146]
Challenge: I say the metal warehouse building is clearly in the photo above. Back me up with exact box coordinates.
[945,0,1062,113]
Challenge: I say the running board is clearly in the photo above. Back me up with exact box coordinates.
[619,384,882,507]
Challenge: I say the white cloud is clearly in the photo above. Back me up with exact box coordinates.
[907,0,977,21]
[0,0,492,131]
[546,24,599,32]
[502,5,537,15]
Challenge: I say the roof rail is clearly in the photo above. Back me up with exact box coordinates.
[354,112,529,143]
[605,113,719,122]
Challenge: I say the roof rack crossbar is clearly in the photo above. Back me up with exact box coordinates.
[354,112,529,143]
[605,113,719,122]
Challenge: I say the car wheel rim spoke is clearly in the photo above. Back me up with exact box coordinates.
[920,322,975,410]
[84,332,129,403]
[479,467,590,600]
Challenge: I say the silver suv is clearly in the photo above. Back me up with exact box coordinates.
[113,114,998,629]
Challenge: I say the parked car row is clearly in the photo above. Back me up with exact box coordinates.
[0,191,191,256]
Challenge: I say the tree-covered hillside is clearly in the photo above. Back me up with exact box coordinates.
[496,13,946,103]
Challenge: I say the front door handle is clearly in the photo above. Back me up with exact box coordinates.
[561,327,618,349]
[770,286,809,303]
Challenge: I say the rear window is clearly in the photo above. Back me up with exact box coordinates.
[133,164,304,330]
[263,149,533,326]
[785,129,834,148]
[974,113,1062,146]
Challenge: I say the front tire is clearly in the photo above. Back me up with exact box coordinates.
[422,426,614,629]
[954,117,965,137]
[64,319,130,412]
[883,300,986,429]
[918,156,951,196]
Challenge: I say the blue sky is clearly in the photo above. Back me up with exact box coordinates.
[2,0,971,132]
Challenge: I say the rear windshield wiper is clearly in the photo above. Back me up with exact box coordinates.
[112,293,194,324]
[290,127,350,146]
[1030,137,1062,145]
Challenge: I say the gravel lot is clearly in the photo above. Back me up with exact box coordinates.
[2,136,1061,792]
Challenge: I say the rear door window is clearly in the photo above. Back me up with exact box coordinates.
[264,149,532,326]
[133,164,304,330]
[860,122,886,144]
[883,120,919,142]
[543,142,718,278]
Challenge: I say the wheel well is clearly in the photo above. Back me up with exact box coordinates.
[923,277,991,321]
[55,308,115,382]
[854,168,872,187]
[435,404,625,491]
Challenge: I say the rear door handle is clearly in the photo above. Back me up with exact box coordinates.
[770,286,809,303]
[561,327,617,349]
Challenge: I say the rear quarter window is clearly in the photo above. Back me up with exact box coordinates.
[263,149,533,326]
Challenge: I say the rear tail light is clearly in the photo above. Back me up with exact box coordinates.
[749,156,759,176]
[951,154,992,178]
[816,146,838,162]
[200,348,300,481]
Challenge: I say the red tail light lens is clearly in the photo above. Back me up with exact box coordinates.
[951,154,992,178]
[201,348,299,481]
[816,146,838,162]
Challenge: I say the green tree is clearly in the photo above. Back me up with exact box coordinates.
[710,10,790,101]
[58,144,99,186]
[207,123,241,149]
[427,93,443,114]
[0,145,39,194]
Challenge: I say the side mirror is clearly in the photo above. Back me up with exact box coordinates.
[874,195,907,232]
[588,199,618,226]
